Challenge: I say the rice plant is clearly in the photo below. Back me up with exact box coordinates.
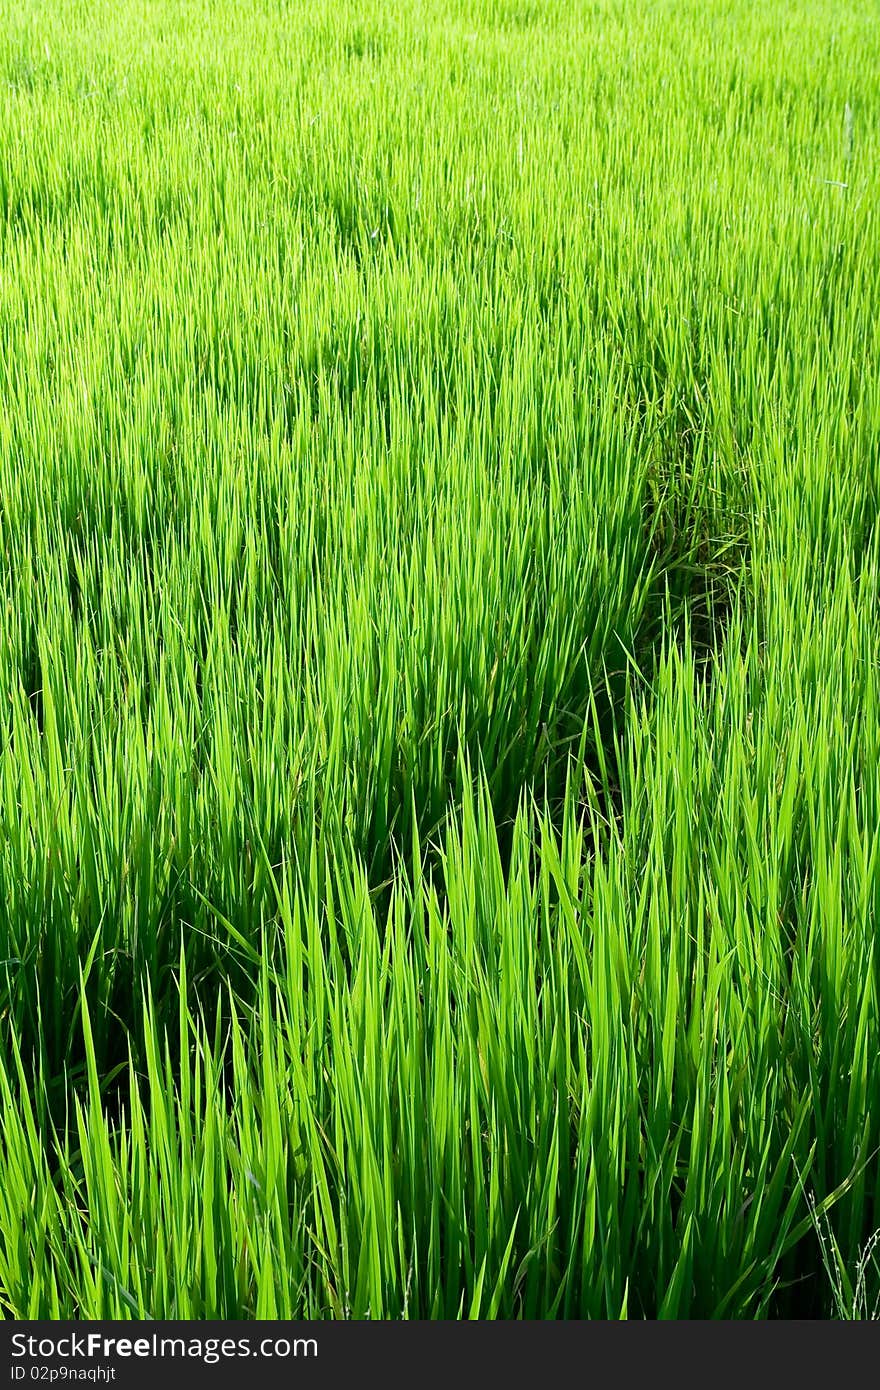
[1,0,879,1318]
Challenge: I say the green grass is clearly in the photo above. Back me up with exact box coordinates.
[1,0,879,1319]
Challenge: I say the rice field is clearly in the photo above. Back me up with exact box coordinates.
[1,0,879,1320]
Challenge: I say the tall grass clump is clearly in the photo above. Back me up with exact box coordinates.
[1,0,879,1318]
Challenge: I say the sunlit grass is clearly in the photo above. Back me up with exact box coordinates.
[1,0,879,1318]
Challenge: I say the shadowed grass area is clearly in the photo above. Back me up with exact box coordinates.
[1,0,879,1318]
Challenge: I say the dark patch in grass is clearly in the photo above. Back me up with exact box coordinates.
[66,551,82,626]
[342,26,386,63]
[640,393,749,689]
[23,634,44,734]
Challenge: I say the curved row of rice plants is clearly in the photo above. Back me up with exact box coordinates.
[1,0,879,1318]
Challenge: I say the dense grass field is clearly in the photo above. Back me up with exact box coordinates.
[1,0,879,1319]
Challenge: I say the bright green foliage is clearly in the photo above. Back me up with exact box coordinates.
[1,0,879,1318]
